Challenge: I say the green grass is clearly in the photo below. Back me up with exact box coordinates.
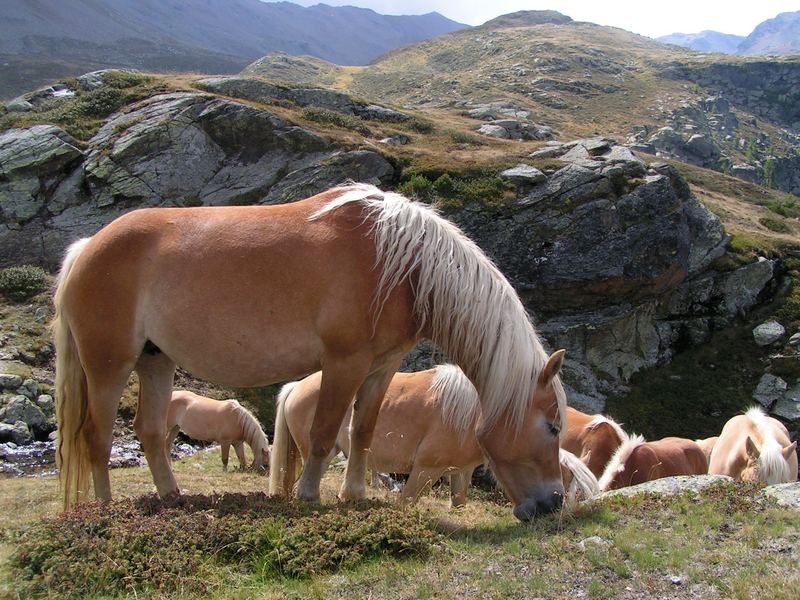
[1,452,798,599]
[300,106,372,136]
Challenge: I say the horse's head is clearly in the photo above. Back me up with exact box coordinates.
[741,436,797,483]
[252,445,271,474]
[477,349,566,522]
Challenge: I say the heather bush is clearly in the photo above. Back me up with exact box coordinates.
[0,265,48,302]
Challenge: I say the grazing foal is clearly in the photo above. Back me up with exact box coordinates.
[165,390,270,472]
[271,360,569,508]
[708,407,797,484]
[599,435,708,491]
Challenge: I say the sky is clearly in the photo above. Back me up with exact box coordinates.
[278,1,800,38]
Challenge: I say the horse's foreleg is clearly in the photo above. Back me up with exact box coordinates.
[220,442,230,471]
[449,468,473,508]
[341,363,400,501]
[233,441,247,470]
[134,352,178,498]
[296,355,372,503]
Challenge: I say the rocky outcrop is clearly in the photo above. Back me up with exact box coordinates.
[764,482,800,509]
[196,77,409,121]
[0,92,396,268]
[440,142,781,411]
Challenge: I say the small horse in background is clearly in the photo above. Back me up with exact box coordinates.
[561,407,629,477]
[708,407,797,484]
[694,436,719,463]
[272,362,594,509]
[598,435,708,491]
[166,390,270,472]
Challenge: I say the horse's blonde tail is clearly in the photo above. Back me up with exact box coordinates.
[52,238,92,510]
[269,381,300,497]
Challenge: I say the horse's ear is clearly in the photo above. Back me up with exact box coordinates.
[543,349,566,385]
[745,436,760,461]
[783,441,797,461]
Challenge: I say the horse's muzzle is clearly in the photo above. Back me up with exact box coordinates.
[513,490,564,522]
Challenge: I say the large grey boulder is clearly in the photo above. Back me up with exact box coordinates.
[600,475,734,498]
[753,320,786,346]
[763,482,800,509]
[0,421,33,445]
[753,374,788,410]
[499,164,546,185]
[0,395,50,437]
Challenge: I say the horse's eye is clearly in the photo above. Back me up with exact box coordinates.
[547,422,560,437]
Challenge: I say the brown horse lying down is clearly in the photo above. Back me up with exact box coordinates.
[561,407,629,478]
[598,435,708,491]
[708,407,797,484]
[165,390,270,472]
[271,364,598,508]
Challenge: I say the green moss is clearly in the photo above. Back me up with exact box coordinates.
[728,234,771,256]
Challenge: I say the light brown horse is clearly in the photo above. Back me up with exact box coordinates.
[53,183,567,520]
[271,364,597,508]
[694,436,719,464]
[708,408,797,484]
[560,406,629,478]
[165,390,270,472]
[598,435,708,491]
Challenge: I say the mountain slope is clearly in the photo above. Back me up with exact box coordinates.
[738,11,800,56]
[658,31,745,54]
[0,0,466,99]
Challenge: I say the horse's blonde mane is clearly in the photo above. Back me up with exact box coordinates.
[431,364,481,436]
[745,407,791,485]
[598,434,646,491]
[586,415,630,445]
[230,400,269,454]
[311,183,566,432]
[560,448,600,504]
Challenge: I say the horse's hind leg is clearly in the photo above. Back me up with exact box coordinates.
[233,441,247,470]
[341,362,401,501]
[165,425,180,459]
[296,353,372,503]
[134,351,179,498]
[83,375,128,501]
[401,464,446,505]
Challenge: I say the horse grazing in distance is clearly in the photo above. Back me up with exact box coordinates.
[694,436,719,463]
[708,408,798,484]
[271,364,596,509]
[53,183,566,520]
[165,390,270,472]
[598,435,708,491]
[560,407,629,477]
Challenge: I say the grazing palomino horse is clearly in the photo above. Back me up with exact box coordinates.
[694,436,719,464]
[53,183,567,520]
[560,406,629,478]
[708,408,797,484]
[598,435,708,491]
[165,390,270,472]
[271,364,596,508]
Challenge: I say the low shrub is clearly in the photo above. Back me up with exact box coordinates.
[301,107,372,135]
[759,216,792,234]
[10,494,435,598]
[0,265,49,302]
[448,130,486,146]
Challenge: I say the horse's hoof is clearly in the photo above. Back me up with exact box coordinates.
[338,486,367,502]
[297,492,321,503]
